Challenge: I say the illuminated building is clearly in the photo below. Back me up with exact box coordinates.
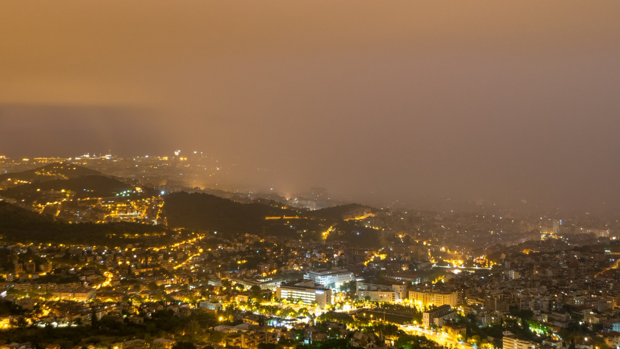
[422,304,454,327]
[503,335,536,349]
[230,277,283,292]
[276,281,332,308]
[51,287,96,302]
[356,282,407,303]
[304,268,354,289]
[409,290,459,307]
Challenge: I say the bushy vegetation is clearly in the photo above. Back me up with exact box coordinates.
[0,309,217,348]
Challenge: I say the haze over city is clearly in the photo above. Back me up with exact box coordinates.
[5,3,620,349]
[2,0,620,211]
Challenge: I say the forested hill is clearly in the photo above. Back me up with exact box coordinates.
[163,192,298,235]
[163,192,381,247]
[310,203,376,221]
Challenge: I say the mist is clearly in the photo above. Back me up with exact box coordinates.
[2,0,620,212]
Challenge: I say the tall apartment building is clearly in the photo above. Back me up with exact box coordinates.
[422,304,454,327]
[393,284,408,301]
[276,281,332,308]
[409,289,459,307]
[503,335,536,349]
[509,270,521,280]
[357,282,408,303]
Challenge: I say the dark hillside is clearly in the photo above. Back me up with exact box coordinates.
[310,203,376,221]
[163,192,299,235]
[0,201,167,245]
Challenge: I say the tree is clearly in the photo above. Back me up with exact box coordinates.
[521,318,533,338]
[340,280,357,293]
[209,331,226,344]
[396,334,438,349]
[190,309,217,329]
[250,285,263,301]
[12,316,28,328]
[172,342,196,349]
[568,339,576,349]
[279,339,297,348]
[183,320,202,341]
[257,344,279,349]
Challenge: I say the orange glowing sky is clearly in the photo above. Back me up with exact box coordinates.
[1,1,620,210]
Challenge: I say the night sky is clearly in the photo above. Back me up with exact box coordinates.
[1,1,620,211]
